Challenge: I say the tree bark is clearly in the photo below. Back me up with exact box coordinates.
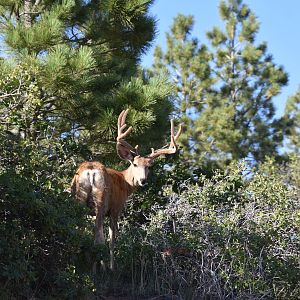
[23,0,32,28]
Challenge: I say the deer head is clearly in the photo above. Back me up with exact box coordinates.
[116,109,182,187]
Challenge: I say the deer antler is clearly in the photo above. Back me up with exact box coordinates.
[146,119,182,160]
[116,109,139,160]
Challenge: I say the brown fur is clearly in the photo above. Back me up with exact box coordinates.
[71,161,135,218]
[71,160,139,270]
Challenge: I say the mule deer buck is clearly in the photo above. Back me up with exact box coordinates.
[71,109,181,270]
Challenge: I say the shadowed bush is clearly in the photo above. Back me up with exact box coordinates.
[0,136,99,299]
[112,157,300,299]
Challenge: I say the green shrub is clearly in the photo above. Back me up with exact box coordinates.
[114,157,300,299]
[1,114,300,299]
[0,135,98,299]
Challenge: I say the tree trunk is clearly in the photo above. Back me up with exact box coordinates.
[23,0,32,28]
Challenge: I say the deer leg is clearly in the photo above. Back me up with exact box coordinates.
[95,211,105,245]
[109,217,117,271]
[93,187,108,273]
[92,210,105,273]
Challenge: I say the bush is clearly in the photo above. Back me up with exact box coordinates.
[0,134,98,299]
[114,157,300,299]
[1,106,300,299]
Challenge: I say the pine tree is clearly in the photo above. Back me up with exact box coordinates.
[0,0,173,163]
[152,14,212,168]
[203,0,288,165]
[153,0,288,171]
[285,89,300,153]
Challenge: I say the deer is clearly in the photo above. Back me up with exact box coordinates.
[71,109,182,270]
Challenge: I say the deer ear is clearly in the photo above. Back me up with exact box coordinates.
[116,144,135,161]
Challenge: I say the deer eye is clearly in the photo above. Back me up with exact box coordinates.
[133,163,138,167]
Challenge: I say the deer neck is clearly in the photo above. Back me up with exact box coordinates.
[121,165,136,192]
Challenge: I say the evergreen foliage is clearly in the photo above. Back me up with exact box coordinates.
[153,0,289,172]
[0,0,173,163]
[285,88,300,152]
[152,14,213,170]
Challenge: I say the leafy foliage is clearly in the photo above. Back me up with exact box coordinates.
[115,156,300,299]
[0,131,99,298]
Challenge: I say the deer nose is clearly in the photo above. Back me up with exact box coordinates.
[140,179,146,186]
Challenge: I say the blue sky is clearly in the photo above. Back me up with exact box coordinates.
[142,0,300,118]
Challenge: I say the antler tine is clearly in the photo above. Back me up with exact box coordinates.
[175,123,182,140]
[169,119,179,148]
[116,109,139,159]
[117,109,133,140]
[171,119,174,136]
[119,109,128,129]
[146,119,182,160]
